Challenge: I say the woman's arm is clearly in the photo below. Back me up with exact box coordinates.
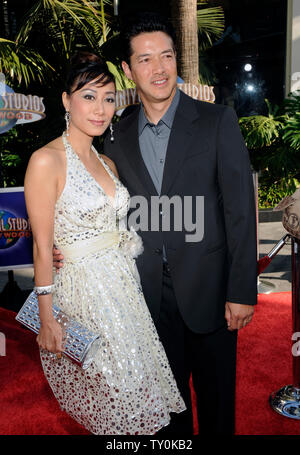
[24,148,63,354]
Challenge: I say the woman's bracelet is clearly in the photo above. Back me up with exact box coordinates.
[34,285,55,295]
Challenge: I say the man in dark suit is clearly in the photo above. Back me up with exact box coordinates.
[104,12,257,435]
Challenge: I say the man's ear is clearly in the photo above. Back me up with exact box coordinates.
[122,61,132,81]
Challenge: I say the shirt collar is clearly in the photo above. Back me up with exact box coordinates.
[138,88,180,136]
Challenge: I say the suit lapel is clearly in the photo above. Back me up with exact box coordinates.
[118,107,158,197]
[161,91,199,195]
[118,91,200,197]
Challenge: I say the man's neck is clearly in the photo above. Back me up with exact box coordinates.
[141,88,177,125]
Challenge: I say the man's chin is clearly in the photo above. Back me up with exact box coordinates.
[150,86,177,102]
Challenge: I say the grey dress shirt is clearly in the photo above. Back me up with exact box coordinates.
[138,88,180,195]
[138,89,180,262]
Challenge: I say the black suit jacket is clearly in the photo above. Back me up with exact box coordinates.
[104,90,257,333]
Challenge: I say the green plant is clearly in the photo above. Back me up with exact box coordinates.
[17,0,112,58]
[258,178,299,209]
[0,38,54,86]
[239,95,300,207]
[197,1,225,84]
[282,91,300,151]
[0,128,20,186]
[283,114,300,150]
[0,0,134,187]
[283,90,300,116]
[197,1,225,51]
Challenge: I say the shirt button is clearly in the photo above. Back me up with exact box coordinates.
[159,159,164,164]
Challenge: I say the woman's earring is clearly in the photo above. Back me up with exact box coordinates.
[110,122,114,142]
[64,111,70,136]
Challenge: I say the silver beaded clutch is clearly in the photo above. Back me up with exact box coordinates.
[15,291,101,370]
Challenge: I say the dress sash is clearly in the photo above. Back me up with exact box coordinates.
[58,231,120,261]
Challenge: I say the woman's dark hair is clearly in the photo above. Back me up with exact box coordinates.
[120,12,176,66]
[65,52,115,95]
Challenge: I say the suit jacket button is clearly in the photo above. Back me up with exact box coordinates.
[155,248,162,255]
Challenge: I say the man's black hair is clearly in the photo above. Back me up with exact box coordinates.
[120,12,176,66]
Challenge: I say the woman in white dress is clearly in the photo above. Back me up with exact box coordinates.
[24,52,185,435]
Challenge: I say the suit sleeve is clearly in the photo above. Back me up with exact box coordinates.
[217,106,257,306]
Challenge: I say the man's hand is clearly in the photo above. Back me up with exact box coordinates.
[225,302,254,331]
[53,247,64,273]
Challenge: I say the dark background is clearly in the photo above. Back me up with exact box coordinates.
[118,0,288,115]
[0,0,288,116]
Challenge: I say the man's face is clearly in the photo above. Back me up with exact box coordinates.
[122,31,177,105]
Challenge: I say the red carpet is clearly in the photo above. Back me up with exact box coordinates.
[1,292,299,435]
[235,291,300,435]
[0,306,90,435]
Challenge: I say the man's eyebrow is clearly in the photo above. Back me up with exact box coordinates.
[136,49,174,59]
[161,49,174,54]
[136,53,151,59]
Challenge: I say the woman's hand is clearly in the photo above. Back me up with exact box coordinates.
[37,318,63,355]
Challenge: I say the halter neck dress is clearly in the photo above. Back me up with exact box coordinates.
[39,134,186,435]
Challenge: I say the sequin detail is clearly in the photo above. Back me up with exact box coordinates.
[40,135,186,435]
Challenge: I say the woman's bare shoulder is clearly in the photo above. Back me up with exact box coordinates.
[29,137,65,169]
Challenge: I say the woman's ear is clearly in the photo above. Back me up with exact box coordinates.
[62,92,70,112]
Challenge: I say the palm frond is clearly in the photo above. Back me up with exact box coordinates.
[0,38,54,85]
[283,91,300,116]
[106,61,134,90]
[16,0,112,52]
[283,113,300,150]
[197,4,225,51]
[239,115,283,149]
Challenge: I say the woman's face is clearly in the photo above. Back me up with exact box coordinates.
[63,77,116,138]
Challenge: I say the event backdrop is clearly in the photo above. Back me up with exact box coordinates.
[0,187,33,270]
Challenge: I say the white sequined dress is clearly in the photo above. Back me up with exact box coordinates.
[40,134,186,435]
